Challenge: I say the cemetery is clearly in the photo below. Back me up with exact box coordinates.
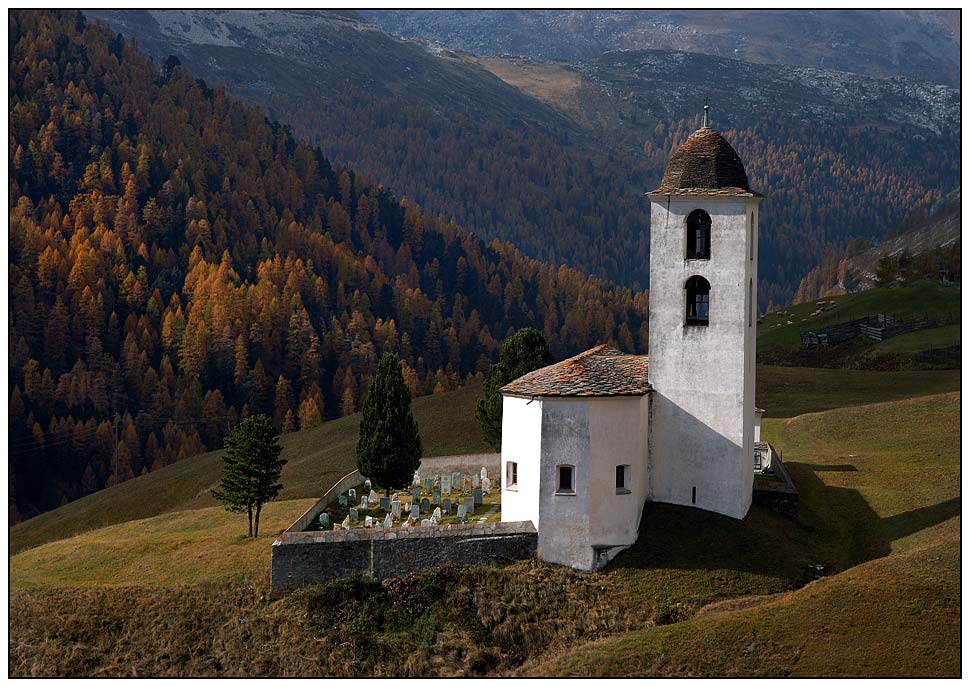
[271,458,536,596]
[304,469,503,532]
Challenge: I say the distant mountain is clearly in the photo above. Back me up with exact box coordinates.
[364,9,960,86]
[85,9,960,308]
[793,189,962,302]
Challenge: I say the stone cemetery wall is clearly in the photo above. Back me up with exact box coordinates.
[271,521,537,596]
[286,469,365,534]
[417,453,500,477]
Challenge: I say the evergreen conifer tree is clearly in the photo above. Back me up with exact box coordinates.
[212,414,286,537]
[356,353,422,498]
[476,327,554,450]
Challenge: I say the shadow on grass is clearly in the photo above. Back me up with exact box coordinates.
[806,464,858,472]
[608,467,959,590]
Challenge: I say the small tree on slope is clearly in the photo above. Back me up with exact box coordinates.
[212,414,286,537]
[357,352,423,498]
[476,327,554,451]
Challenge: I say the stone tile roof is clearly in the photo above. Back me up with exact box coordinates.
[501,344,650,398]
[650,127,761,197]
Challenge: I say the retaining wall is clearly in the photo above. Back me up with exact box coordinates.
[271,520,536,596]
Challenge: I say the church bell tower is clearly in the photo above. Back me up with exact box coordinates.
[645,106,762,519]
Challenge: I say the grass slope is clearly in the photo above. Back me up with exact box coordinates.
[758,280,960,353]
[10,383,489,554]
[524,391,960,676]
[10,390,960,676]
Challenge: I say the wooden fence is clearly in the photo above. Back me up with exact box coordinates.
[801,312,958,348]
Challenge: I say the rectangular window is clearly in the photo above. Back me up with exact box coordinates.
[506,461,518,490]
[616,465,630,493]
[557,465,574,494]
[692,486,697,504]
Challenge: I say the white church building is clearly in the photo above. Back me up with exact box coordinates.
[500,113,763,571]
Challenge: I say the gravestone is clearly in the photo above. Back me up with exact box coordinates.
[348,488,356,501]
[361,496,369,510]
[472,474,480,488]
[338,494,348,507]
[424,477,433,492]
[364,515,373,528]
[474,488,483,506]
[350,508,359,522]
[464,496,475,514]
[391,500,401,519]
[442,498,451,514]
[369,489,379,504]
[441,474,452,495]
[411,487,421,502]
[452,472,462,490]
[363,478,372,492]
[342,515,351,530]
[421,518,432,527]
[457,504,468,521]
[410,503,420,518]
[384,513,393,529]
[380,497,391,511]
[318,512,330,528]
[413,473,422,486]
[432,491,441,505]
[420,497,430,513]
[433,507,442,520]
[401,518,411,529]
[481,466,488,480]
[430,515,439,526]
[482,476,491,494]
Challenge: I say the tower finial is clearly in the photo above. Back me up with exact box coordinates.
[702,101,710,129]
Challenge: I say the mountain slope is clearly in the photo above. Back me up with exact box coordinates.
[8,10,647,518]
[85,10,960,309]
[793,188,961,301]
[365,9,961,85]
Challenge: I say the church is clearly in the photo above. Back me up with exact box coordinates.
[500,110,762,571]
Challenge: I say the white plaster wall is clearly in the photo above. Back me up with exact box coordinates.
[586,395,650,549]
[646,194,760,519]
[533,395,649,571]
[500,394,542,528]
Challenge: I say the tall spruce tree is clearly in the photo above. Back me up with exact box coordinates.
[476,328,554,450]
[356,353,423,498]
[212,414,286,537]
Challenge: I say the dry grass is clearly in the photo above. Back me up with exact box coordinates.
[475,57,584,117]
[8,379,960,676]
[11,383,489,554]
[522,391,961,676]
[526,532,959,677]
[10,499,315,588]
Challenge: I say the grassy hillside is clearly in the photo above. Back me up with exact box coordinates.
[10,388,960,676]
[10,384,489,555]
[527,392,960,677]
[13,364,959,557]
[758,280,960,354]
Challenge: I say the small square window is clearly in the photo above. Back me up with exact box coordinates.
[615,464,630,493]
[506,461,518,490]
[557,465,574,494]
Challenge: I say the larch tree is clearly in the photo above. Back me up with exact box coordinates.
[356,352,422,498]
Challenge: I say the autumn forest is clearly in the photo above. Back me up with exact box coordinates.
[8,12,648,518]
